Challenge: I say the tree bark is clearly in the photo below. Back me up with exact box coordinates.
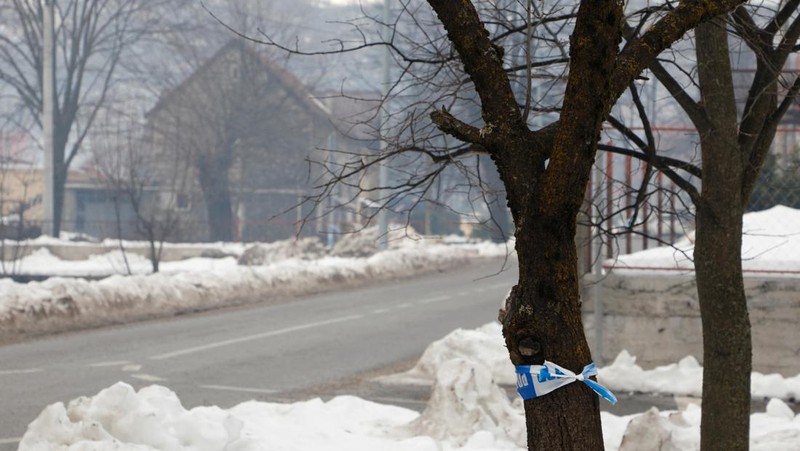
[694,19,752,451]
[503,202,603,448]
[198,156,234,242]
[53,166,66,237]
[52,122,71,237]
[428,0,621,447]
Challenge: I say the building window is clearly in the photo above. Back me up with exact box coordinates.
[160,191,191,211]
[176,192,190,211]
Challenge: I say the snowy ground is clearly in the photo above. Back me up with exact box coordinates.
[9,207,800,450]
[18,322,800,450]
[612,205,800,274]
[0,230,512,341]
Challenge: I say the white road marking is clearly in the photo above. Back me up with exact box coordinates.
[122,364,142,372]
[199,384,279,394]
[416,295,451,305]
[149,314,365,360]
[456,291,470,297]
[130,374,166,382]
[371,308,390,314]
[395,303,413,309]
[0,437,20,445]
[89,360,131,367]
[0,368,42,376]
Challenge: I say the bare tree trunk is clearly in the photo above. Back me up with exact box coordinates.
[112,195,133,275]
[694,19,752,451]
[198,159,234,242]
[503,205,602,448]
[427,0,621,446]
[147,229,160,273]
[53,164,67,237]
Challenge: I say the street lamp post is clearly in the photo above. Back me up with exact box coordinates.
[42,0,56,236]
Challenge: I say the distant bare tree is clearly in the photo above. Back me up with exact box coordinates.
[0,0,171,235]
[91,115,185,273]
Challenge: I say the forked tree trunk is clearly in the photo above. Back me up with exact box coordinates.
[424,0,746,448]
[694,19,752,451]
[426,0,620,447]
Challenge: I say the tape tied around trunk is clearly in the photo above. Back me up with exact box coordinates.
[515,361,617,404]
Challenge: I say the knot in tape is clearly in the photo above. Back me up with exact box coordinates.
[515,361,616,404]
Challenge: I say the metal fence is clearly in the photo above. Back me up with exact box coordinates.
[581,126,800,274]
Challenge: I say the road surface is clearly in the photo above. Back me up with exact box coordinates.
[0,258,517,447]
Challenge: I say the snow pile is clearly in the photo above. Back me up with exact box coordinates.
[19,365,800,450]
[4,228,515,278]
[330,226,421,258]
[614,401,800,450]
[5,242,245,277]
[441,236,515,258]
[0,237,513,341]
[612,205,800,273]
[598,350,704,397]
[405,359,525,448]
[384,321,800,402]
[20,384,246,451]
[5,247,213,277]
[237,237,327,265]
[18,382,431,451]
[380,322,515,386]
[18,319,800,450]
[599,350,800,402]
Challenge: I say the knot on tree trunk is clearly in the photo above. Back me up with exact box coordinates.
[501,285,543,365]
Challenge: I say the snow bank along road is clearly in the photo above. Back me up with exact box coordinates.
[0,258,517,447]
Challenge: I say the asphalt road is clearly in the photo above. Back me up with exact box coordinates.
[0,258,518,448]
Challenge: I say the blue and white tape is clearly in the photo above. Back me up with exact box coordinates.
[515,361,617,404]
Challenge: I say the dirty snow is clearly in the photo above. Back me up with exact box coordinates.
[0,232,513,339]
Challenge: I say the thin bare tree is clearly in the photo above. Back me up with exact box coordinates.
[90,115,185,273]
[0,0,172,235]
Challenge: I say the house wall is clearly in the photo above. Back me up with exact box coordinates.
[0,168,41,221]
[145,43,334,243]
[62,188,141,239]
[582,272,800,376]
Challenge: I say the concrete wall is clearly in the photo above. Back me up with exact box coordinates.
[583,272,800,376]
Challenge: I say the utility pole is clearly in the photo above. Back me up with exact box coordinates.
[376,0,390,250]
[592,157,605,365]
[42,0,56,236]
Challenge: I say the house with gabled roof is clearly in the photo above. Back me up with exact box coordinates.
[144,39,339,242]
